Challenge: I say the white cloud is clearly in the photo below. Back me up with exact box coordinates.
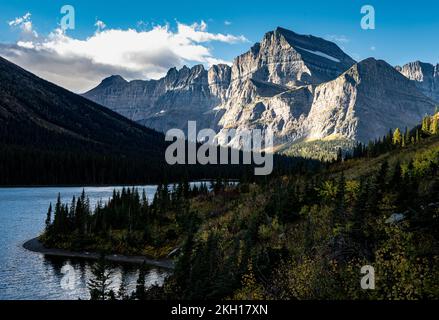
[176,21,247,43]
[1,20,247,93]
[8,12,31,26]
[370,46,376,51]
[224,20,232,26]
[8,12,38,38]
[94,20,106,32]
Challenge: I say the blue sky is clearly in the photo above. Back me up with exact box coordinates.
[1,0,438,92]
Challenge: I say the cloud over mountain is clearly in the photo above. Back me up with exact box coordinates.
[0,16,247,92]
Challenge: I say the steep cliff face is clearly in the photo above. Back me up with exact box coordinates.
[224,27,356,107]
[83,27,355,135]
[307,58,436,143]
[215,27,357,148]
[83,64,231,132]
[208,64,232,101]
[217,58,436,147]
[229,27,355,88]
[216,85,314,148]
[396,61,439,103]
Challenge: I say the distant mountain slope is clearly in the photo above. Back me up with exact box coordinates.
[0,56,294,185]
[82,27,355,135]
[84,27,437,150]
[396,61,439,103]
[0,56,165,155]
[83,64,231,133]
[305,58,436,143]
[218,58,436,147]
[0,56,175,185]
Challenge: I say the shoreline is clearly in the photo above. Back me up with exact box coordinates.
[23,237,175,270]
[0,179,238,189]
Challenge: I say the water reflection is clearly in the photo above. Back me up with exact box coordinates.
[0,186,174,300]
[40,255,168,300]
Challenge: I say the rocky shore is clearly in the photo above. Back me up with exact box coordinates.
[23,237,175,270]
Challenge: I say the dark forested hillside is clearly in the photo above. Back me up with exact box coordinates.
[0,56,170,184]
[0,57,167,154]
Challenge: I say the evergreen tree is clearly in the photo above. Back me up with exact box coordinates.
[134,262,148,300]
[333,174,346,226]
[416,129,421,143]
[336,148,343,162]
[88,255,113,300]
[431,117,439,135]
[117,271,130,300]
[45,203,52,232]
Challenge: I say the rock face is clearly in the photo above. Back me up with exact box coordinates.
[229,27,356,89]
[396,61,439,103]
[218,58,436,147]
[84,64,231,132]
[307,58,435,143]
[83,27,437,149]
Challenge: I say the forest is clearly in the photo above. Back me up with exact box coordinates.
[42,113,439,300]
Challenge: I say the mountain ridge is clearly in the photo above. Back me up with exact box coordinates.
[82,27,437,148]
[0,56,165,155]
[396,60,439,102]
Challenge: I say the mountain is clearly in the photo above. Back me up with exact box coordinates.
[396,61,439,103]
[83,64,231,132]
[0,56,276,184]
[83,27,436,149]
[218,58,436,147]
[83,27,355,135]
[227,27,356,92]
[306,58,436,143]
[0,56,173,184]
[0,56,165,155]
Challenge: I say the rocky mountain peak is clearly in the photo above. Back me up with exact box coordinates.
[99,75,128,87]
[208,64,232,101]
[82,27,436,150]
[397,60,439,102]
[230,27,356,93]
[306,57,435,143]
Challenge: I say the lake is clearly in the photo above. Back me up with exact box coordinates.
[0,185,172,300]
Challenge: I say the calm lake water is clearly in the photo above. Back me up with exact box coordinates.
[0,186,171,300]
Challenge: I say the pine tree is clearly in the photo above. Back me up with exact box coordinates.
[117,271,130,300]
[431,117,439,135]
[416,129,421,143]
[134,262,147,300]
[336,148,343,162]
[334,173,346,224]
[401,128,407,147]
[88,255,113,300]
[45,203,52,232]
[53,193,62,233]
